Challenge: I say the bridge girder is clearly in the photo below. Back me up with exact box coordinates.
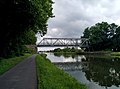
[37,38,89,47]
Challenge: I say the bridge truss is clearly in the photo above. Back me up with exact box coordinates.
[37,38,89,47]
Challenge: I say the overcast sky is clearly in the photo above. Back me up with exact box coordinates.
[44,0,120,38]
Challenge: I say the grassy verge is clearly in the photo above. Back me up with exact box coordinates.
[111,52,120,56]
[110,52,120,58]
[0,54,31,75]
[36,54,87,89]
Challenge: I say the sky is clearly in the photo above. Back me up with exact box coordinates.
[42,0,120,38]
[37,0,120,51]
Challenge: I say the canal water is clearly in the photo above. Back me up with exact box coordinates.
[46,53,120,89]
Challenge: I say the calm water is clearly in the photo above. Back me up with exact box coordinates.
[46,53,120,89]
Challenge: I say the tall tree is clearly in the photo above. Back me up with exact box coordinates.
[112,26,120,51]
[82,22,119,51]
[0,0,54,58]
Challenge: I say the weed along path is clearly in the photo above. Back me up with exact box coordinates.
[0,54,37,89]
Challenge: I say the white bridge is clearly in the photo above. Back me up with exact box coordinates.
[37,38,89,48]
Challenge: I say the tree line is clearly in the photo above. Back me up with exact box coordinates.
[82,22,120,51]
[0,0,53,58]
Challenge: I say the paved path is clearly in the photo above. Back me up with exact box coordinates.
[0,54,37,89]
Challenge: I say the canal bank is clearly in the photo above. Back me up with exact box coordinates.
[77,51,120,57]
[77,51,111,56]
[36,54,87,89]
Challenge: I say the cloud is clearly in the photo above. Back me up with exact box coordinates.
[45,0,120,38]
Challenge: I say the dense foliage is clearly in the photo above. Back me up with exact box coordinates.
[36,54,87,89]
[82,22,120,51]
[0,0,53,58]
[54,47,83,53]
[53,48,83,57]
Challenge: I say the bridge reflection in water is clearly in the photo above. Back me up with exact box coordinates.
[47,53,120,89]
[51,54,89,71]
[54,61,89,71]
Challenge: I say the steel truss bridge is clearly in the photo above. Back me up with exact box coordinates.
[37,38,89,47]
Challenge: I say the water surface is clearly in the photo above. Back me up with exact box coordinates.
[47,53,120,89]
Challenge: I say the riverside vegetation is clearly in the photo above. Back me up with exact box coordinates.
[0,0,53,58]
[53,47,120,57]
[36,54,87,89]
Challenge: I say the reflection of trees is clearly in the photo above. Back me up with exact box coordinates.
[54,52,76,58]
[53,52,62,57]
[84,57,120,88]
[53,53,88,71]
[53,53,120,88]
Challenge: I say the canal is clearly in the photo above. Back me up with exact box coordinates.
[46,53,120,89]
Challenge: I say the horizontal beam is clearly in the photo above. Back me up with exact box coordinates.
[37,45,88,47]
[42,38,88,40]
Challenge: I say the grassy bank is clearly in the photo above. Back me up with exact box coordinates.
[0,54,31,75]
[82,51,120,57]
[36,54,87,89]
[111,52,120,56]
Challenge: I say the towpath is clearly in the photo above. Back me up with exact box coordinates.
[0,54,37,89]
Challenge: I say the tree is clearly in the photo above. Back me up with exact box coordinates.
[82,22,119,51]
[0,0,54,58]
[82,27,90,38]
[112,26,120,51]
[22,30,36,45]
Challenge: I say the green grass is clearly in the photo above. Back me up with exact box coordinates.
[111,52,120,55]
[36,54,87,89]
[110,52,120,58]
[0,54,31,75]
